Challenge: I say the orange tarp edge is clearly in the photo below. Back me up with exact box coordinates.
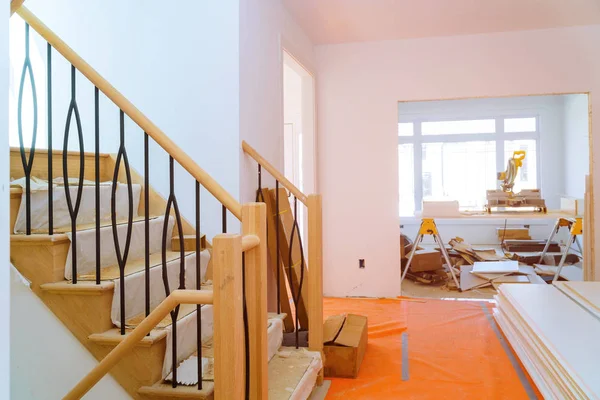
[323,297,542,399]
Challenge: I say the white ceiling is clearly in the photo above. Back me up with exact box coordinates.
[282,0,600,45]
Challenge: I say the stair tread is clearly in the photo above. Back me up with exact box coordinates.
[138,381,214,399]
[268,347,323,400]
[77,250,194,281]
[89,327,168,347]
[40,280,114,294]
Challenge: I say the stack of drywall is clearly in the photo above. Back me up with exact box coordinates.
[494,284,600,399]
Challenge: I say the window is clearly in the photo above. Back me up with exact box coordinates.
[399,116,539,216]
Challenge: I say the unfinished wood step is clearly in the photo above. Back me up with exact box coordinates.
[11,233,71,287]
[269,347,323,400]
[88,328,169,348]
[40,280,115,296]
[138,382,214,399]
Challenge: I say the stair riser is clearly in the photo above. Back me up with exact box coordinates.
[65,216,174,280]
[10,238,70,287]
[163,306,214,379]
[12,184,141,234]
[111,250,210,325]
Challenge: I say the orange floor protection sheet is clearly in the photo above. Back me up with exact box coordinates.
[323,297,542,400]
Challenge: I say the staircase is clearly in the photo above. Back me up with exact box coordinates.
[9,4,324,400]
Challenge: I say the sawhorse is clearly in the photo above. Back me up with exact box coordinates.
[401,218,460,290]
[538,217,583,282]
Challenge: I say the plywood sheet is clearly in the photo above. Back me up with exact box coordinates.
[555,281,600,318]
[460,266,491,291]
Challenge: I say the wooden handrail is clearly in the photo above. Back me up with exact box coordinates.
[64,290,213,400]
[241,234,260,252]
[242,141,308,205]
[15,6,243,220]
[10,0,25,16]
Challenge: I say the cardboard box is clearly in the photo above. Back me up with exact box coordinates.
[410,249,443,272]
[323,314,368,378]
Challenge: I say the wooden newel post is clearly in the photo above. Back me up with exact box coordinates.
[307,194,324,384]
[242,203,268,399]
[213,233,244,400]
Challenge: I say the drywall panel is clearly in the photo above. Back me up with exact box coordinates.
[316,25,600,297]
[10,267,130,399]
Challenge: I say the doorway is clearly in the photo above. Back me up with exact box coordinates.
[282,50,315,241]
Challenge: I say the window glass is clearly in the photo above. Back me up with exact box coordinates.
[398,123,413,137]
[398,144,415,216]
[422,119,495,136]
[422,141,496,210]
[505,117,536,133]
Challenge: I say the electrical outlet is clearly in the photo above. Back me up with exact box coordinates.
[359,259,365,269]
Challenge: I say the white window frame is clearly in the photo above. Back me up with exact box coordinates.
[399,114,541,216]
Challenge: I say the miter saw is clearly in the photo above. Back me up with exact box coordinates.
[485,150,547,213]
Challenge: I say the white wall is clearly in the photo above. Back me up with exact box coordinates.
[563,94,590,197]
[239,0,316,203]
[20,0,241,240]
[1,2,10,399]
[316,25,600,297]
[10,268,130,399]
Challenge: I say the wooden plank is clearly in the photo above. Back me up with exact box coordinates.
[172,235,207,252]
[261,189,295,332]
[271,187,309,330]
[307,194,324,385]
[212,234,244,400]
[242,203,268,400]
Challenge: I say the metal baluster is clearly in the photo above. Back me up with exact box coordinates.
[288,196,305,348]
[111,110,134,334]
[17,23,38,235]
[47,42,53,235]
[222,205,227,233]
[63,65,84,283]
[196,181,202,390]
[275,181,280,314]
[144,133,150,318]
[94,87,100,284]
[161,156,185,388]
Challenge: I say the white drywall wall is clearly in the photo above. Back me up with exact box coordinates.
[1,2,10,399]
[17,0,241,240]
[316,25,600,297]
[563,94,590,198]
[239,0,315,310]
[10,267,130,399]
[239,0,316,203]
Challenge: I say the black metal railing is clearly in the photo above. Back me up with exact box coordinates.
[251,163,308,349]
[12,18,254,391]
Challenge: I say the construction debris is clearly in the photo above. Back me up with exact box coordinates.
[496,227,531,241]
[501,239,561,253]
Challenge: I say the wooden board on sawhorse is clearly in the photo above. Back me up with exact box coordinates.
[401,218,461,291]
[538,217,583,282]
[261,188,294,332]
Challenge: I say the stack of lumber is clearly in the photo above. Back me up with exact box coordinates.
[496,227,531,241]
[501,239,561,253]
[494,284,600,399]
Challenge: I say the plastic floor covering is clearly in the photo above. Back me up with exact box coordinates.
[323,297,542,399]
